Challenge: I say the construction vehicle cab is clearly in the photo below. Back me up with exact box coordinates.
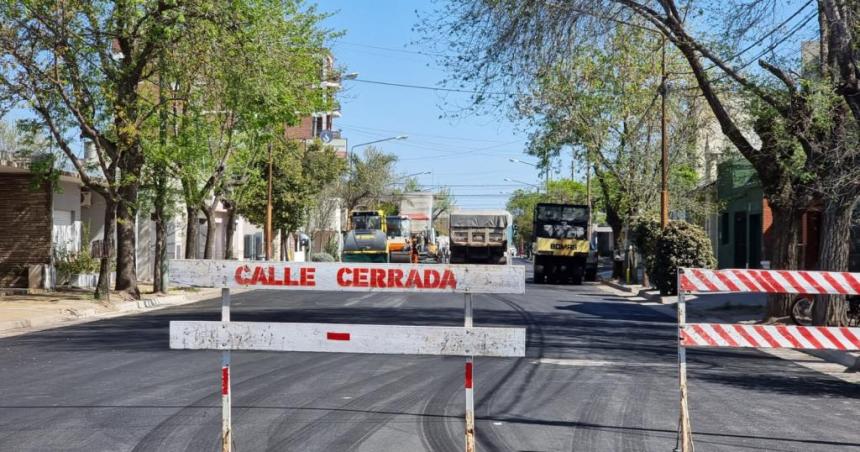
[532,203,596,284]
[386,215,412,263]
[342,210,389,263]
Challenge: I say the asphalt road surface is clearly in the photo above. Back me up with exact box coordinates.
[1,265,859,451]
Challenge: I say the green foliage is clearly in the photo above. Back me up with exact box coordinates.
[310,252,335,262]
[235,139,345,233]
[631,217,661,278]
[54,246,100,276]
[652,222,716,295]
[339,147,398,211]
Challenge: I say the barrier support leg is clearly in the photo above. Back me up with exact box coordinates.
[677,274,693,452]
[221,288,232,452]
[464,293,475,452]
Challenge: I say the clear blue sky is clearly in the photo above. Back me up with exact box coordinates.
[320,1,557,210]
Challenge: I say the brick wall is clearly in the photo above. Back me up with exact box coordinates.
[0,174,52,287]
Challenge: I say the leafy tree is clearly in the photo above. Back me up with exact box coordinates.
[234,139,345,259]
[0,0,235,299]
[420,0,857,321]
[339,146,398,212]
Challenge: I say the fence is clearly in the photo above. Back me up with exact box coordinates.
[676,267,860,451]
[169,259,526,452]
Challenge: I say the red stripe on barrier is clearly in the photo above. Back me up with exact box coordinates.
[753,325,782,348]
[777,271,808,294]
[821,272,847,294]
[326,332,351,341]
[841,273,860,294]
[799,272,826,294]
[732,270,760,292]
[692,269,719,292]
[465,361,473,389]
[840,328,860,348]
[711,324,739,347]
[817,327,846,350]
[221,367,229,395]
[795,326,824,349]
[680,274,696,292]
[713,272,741,292]
[691,324,718,346]
[759,271,786,293]
[732,324,757,347]
[775,325,803,348]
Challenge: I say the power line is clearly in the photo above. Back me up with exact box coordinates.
[337,41,447,58]
[351,78,511,96]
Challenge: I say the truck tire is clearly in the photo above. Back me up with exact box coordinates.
[533,270,544,284]
[585,268,597,282]
[571,267,584,285]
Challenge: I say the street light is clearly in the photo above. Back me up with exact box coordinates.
[509,157,549,190]
[508,158,537,167]
[350,135,408,155]
[504,177,541,190]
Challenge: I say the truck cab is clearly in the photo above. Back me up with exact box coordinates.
[532,203,596,284]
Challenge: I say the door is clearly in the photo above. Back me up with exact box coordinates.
[733,212,748,268]
[748,214,761,269]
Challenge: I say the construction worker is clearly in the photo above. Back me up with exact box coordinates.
[411,237,420,264]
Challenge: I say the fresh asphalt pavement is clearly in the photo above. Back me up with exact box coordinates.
[1,264,859,451]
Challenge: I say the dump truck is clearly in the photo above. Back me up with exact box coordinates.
[532,203,597,284]
[342,210,389,263]
[449,210,511,265]
[386,215,412,263]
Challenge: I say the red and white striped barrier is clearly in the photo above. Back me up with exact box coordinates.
[681,323,860,350]
[675,267,860,452]
[680,268,860,295]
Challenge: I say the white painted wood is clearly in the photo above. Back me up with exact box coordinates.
[169,259,525,294]
[170,321,526,357]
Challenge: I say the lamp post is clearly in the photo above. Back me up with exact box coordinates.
[350,135,408,156]
[509,158,548,192]
[504,177,541,192]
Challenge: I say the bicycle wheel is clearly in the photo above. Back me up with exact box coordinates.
[790,295,815,326]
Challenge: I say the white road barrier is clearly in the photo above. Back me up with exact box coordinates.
[169,259,525,294]
[170,321,526,357]
[167,259,527,452]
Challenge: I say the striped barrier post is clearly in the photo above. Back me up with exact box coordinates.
[169,260,526,451]
[464,292,475,452]
[676,267,860,451]
[220,288,232,452]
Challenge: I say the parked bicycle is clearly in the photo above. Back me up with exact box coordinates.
[790,294,860,326]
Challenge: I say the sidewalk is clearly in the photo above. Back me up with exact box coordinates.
[0,286,230,337]
[599,277,860,376]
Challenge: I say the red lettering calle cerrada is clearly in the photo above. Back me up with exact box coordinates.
[234,265,316,287]
[335,267,457,289]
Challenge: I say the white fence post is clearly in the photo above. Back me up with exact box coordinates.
[677,270,692,452]
[220,288,232,452]
[464,292,475,452]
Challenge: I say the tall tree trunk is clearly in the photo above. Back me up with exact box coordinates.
[152,171,168,294]
[185,205,199,259]
[763,203,802,321]
[813,197,856,325]
[115,187,140,299]
[202,203,216,259]
[95,197,116,300]
[224,200,237,259]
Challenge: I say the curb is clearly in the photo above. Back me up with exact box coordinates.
[0,289,233,336]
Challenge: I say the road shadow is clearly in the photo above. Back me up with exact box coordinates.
[556,301,675,322]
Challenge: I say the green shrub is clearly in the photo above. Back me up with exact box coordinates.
[653,221,716,295]
[54,246,100,275]
[631,217,661,279]
[310,252,335,262]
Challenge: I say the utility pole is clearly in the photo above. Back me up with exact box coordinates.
[265,143,273,260]
[660,39,670,229]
